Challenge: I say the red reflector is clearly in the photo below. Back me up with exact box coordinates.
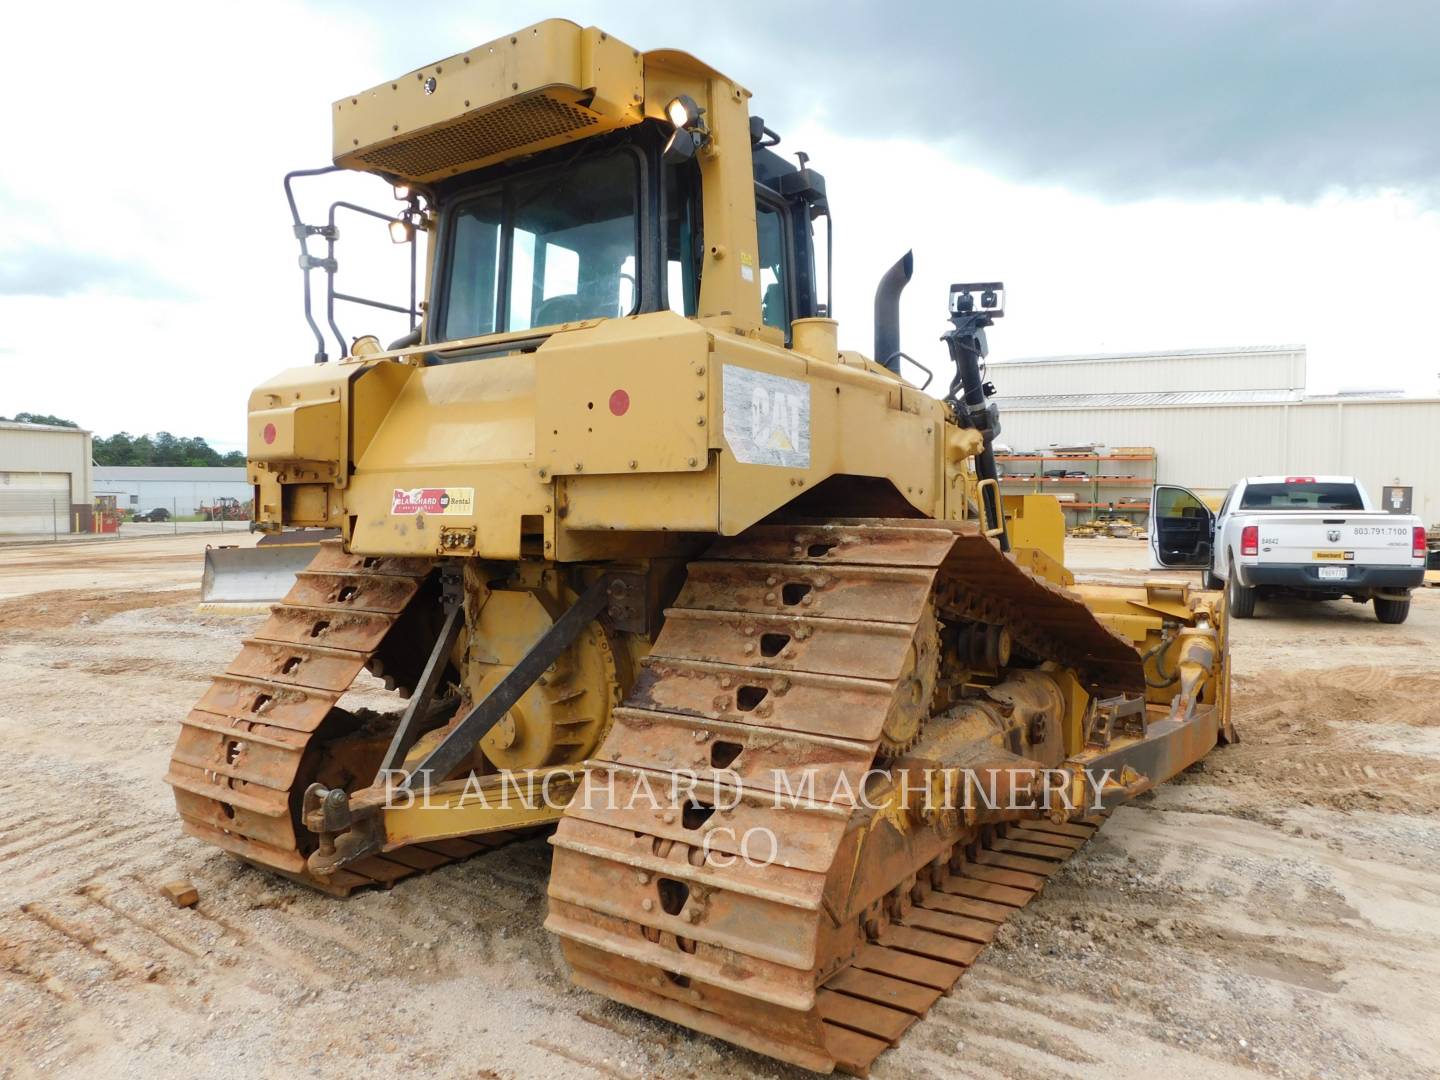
[608,389,630,416]
[1415,526,1427,559]
[262,422,277,445]
[1241,525,1259,556]
[1284,476,1315,483]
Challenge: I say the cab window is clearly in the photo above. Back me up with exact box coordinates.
[440,150,639,341]
[665,159,701,317]
[755,199,790,332]
[1239,481,1363,510]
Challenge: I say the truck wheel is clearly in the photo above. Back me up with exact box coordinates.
[1374,596,1411,624]
[1227,561,1256,618]
[1203,569,1224,590]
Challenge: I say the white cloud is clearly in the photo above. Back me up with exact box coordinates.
[2,1,1437,447]
[792,120,1440,396]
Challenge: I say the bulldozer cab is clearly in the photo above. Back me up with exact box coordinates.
[291,21,830,363]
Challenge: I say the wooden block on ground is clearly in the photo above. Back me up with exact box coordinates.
[160,880,199,908]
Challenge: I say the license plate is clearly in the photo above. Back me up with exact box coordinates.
[1317,566,1347,581]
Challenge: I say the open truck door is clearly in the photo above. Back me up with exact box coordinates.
[1149,484,1215,569]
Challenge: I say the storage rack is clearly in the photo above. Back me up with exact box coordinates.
[996,448,1156,527]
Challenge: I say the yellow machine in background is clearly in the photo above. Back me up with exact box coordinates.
[167,20,1233,1074]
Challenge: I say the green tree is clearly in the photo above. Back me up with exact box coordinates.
[92,430,240,467]
[94,432,134,465]
[1,412,79,427]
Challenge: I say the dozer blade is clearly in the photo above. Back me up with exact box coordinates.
[198,529,339,613]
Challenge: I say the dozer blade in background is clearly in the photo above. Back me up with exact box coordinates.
[198,529,340,613]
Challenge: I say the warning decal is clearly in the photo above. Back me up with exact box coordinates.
[391,487,475,516]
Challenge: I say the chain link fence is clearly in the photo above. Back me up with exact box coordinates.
[0,497,255,544]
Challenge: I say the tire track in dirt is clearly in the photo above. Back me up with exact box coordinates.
[4,541,1439,1077]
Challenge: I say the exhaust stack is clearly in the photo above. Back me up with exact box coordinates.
[873,251,913,372]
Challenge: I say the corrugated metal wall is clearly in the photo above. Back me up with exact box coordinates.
[998,398,1440,522]
[0,426,92,534]
[993,347,1305,399]
[0,426,92,499]
[92,478,253,516]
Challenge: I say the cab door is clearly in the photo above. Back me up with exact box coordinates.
[1149,484,1216,569]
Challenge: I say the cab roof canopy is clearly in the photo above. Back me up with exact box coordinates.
[333,20,695,184]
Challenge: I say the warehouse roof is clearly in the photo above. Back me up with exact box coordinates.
[0,420,91,434]
[93,466,247,482]
[996,344,1304,366]
[998,388,1303,409]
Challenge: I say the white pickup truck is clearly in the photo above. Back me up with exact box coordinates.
[1149,475,1426,623]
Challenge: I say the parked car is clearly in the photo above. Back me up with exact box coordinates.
[135,506,171,523]
[1149,475,1426,623]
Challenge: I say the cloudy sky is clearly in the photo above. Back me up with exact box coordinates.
[3,0,1438,448]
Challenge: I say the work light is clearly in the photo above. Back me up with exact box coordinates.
[663,95,707,163]
[666,95,700,129]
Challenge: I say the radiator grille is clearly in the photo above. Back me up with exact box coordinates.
[358,92,600,179]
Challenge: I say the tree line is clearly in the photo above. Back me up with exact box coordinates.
[2,413,245,467]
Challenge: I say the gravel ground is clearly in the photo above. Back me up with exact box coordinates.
[0,535,1435,1079]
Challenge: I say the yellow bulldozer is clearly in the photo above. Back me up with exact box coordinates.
[167,20,1234,1074]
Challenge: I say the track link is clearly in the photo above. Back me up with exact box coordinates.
[547,518,1141,1073]
[166,541,515,895]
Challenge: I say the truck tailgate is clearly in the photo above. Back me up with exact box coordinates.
[1255,513,1417,566]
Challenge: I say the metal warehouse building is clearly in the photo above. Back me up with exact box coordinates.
[991,345,1440,524]
[0,421,94,536]
[92,466,251,517]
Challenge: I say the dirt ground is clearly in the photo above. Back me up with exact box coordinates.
[1,534,1436,1079]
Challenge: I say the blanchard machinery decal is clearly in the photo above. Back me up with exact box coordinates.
[391,487,475,516]
[722,365,812,469]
